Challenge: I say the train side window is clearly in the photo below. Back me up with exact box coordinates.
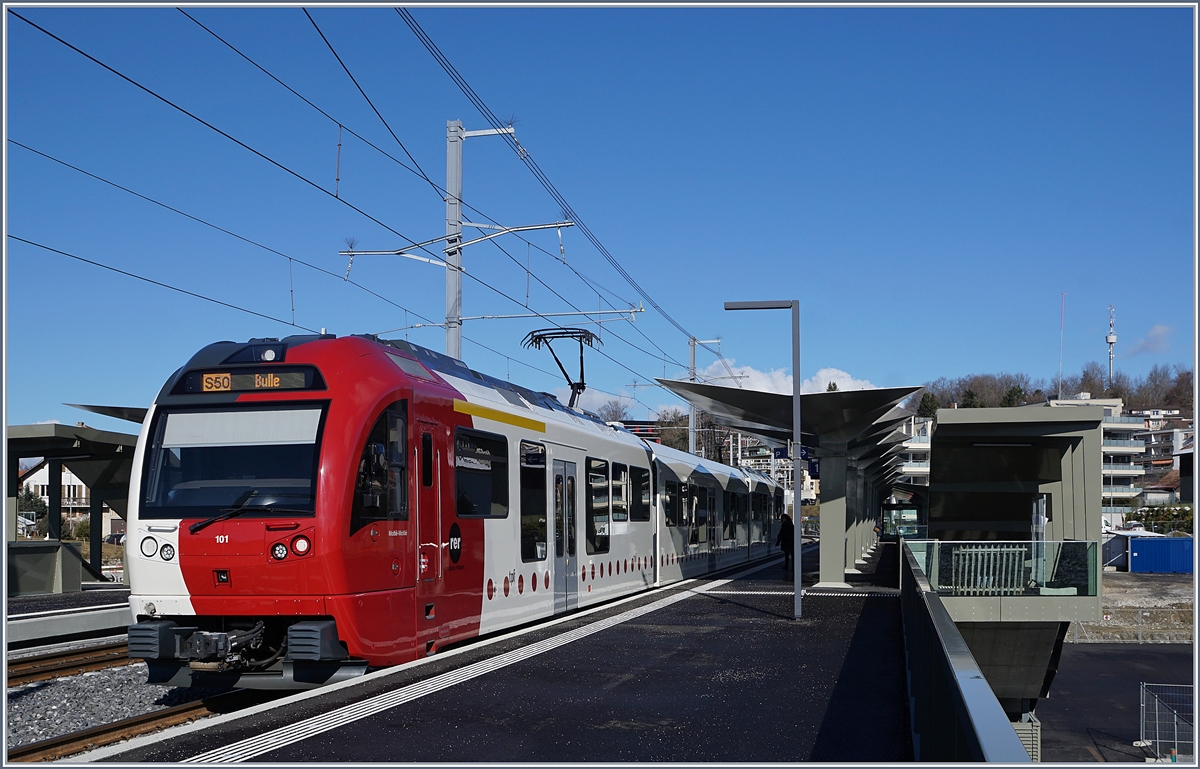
[519,441,547,562]
[586,458,610,554]
[421,433,433,488]
[454,429,509,518]
[629,466,651,522]
[611,463,628,522]
[350,400,407,535]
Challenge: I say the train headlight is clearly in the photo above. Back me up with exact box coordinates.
[140,537,159,558]
[159,544,176,561]
[271,542,288,560]
[291,536,311,556]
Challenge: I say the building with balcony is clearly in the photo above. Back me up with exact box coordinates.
[1048,395,1146,528]
[1134,419,1194,474]
[897,415,932,486]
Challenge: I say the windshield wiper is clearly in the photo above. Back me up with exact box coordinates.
[187,491,312,534]
[188,490,258,534]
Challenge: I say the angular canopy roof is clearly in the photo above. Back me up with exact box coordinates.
[656,379,920,452]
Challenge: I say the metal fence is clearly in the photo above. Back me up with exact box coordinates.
[1140,683,1193,761]
[949,544,1027,596]
[1067,608,1194,644]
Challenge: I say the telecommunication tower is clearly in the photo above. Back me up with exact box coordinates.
[1106,305,1117,388]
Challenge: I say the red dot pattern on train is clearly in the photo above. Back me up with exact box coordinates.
[485,554,661,601]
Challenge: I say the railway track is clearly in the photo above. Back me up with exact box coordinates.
[7,689,257,762]
[7,641,133,688]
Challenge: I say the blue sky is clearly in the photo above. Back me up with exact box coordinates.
[4,6,1195,431]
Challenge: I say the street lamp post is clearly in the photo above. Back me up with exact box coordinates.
[725,299,801,619]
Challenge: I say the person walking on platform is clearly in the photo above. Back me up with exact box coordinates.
[776,511,795,572]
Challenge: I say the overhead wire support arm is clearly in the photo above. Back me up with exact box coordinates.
[338,222,573,275]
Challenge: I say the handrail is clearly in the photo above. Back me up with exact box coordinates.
[901,542,1031,762]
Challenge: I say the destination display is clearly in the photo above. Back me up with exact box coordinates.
[175,368,317,394]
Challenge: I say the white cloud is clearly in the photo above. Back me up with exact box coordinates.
[1125,324,1171,357]
[695,360,876,395]
[35,419,61,425]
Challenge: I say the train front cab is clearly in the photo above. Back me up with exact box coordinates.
[125,336,468,689]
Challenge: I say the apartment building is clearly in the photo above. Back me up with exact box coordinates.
[1048,394,1146,527]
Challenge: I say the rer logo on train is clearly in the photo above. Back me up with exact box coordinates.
[448,523,463,564]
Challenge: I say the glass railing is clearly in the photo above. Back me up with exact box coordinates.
[1103,416,1145,424]
[1103,464,1145,472]
[902,461,931,468]
[1103,486,1143,495]
[907,435,931,443]
[905,539,1098,597]
[1103,439,1145,448]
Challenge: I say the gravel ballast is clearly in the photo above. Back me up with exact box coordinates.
[6,661,225,748]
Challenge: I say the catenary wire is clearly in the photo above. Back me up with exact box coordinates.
[175,8,689,374]
[179,7,637,311]
[296,9,695,375]
[396,8,742,386]
[11,10,689,404]
[9,140,664,411]
[9,236,318,332]
[301,8,439,195]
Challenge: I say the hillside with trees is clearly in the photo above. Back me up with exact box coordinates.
[910,363,1192,417]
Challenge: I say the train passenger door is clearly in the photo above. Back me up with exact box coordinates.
[416,426,441,630]
[553,460,578,614]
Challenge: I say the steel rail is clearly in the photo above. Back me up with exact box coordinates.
[6,690,251,762]
[7,641,132,687]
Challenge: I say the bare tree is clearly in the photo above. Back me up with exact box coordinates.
[597,398,632,423]
[656,407,689,452]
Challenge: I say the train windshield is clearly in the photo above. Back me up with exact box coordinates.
[141,405,326,520]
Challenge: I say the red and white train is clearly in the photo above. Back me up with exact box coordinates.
[126,334,783,688]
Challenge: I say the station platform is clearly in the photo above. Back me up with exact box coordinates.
[88,544,913,763]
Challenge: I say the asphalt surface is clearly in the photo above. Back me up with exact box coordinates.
[7,585,130,617]
[95,544,914,763]
[1039,642,1194,762]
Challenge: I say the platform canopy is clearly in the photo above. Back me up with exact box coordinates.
[655,378,920,452]
[7,422,138,516]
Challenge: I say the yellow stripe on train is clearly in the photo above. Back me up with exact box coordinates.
[453,400,546,433]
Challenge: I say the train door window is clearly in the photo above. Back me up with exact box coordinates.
[520,442,547,562]
[554,473,565,558]
[421,433,433,487]
[351,401,408,535]
[566,475,577,557]
[611,463,629,522]
[454,429,508,518]
[586,458,610,554]
[664,481,681,527]
[695,486,709,544]
[630,467,651,522]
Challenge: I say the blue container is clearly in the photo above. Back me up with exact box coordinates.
[1129,537,1194,574]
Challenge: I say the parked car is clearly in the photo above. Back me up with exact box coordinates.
[104,533,126,545]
